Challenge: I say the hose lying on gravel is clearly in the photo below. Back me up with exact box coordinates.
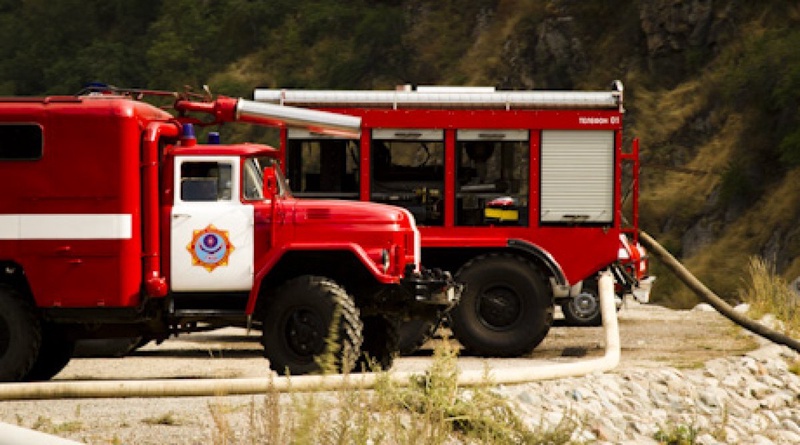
[0,421,83,445]
[639,230,800,353]
[0,274,619,401]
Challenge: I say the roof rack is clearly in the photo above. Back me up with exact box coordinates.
[255,81,624,112]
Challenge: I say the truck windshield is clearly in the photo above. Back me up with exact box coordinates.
[243,157,291,200]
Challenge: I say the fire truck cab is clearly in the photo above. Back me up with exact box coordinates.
[256,81,654,356]
[0,90,458,382]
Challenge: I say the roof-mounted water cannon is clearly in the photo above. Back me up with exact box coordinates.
[173,96,361,137]
[75,84,362,136]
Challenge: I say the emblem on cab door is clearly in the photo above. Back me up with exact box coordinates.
[187,224,234,272]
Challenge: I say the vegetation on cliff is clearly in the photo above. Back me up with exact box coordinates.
[2,0,799,306]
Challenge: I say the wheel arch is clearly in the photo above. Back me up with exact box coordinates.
[0,261,35,304]
[253,249,380,318]
[422,240,567,299]
[506,239,567,289]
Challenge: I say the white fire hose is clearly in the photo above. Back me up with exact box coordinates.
[0,273,619,443]
[0,422,84,445]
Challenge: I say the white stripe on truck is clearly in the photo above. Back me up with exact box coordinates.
[0,214,132,240]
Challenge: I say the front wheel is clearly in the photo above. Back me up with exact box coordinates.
[0,287,42,382]
[396,318,439,355]
[262,276,363,375]
[358,315,398,371]
[450,254,553,357]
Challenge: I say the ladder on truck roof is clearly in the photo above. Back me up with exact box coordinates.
[254,80,624,112]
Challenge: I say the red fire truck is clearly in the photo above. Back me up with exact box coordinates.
[0,87,458,382]
[255,81,653,356]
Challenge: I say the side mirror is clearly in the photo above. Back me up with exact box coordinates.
[263,167,279,198]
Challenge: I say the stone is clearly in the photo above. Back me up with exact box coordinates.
[695,433,720,445]
[490,341,800,443]
[750,434,776,445]
[775,430,800,444]
[780,418,800,435]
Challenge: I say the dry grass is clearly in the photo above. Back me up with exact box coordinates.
[209,340,587,444]
[30,416,84,435]
[740,256,800,337]
[141,411,182,426]
[659,168,800,306]
[632,79,709,146]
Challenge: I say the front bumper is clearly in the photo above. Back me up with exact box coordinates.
[400,265,462,308]
[610,262,656,303]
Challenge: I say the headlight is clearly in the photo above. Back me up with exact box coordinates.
[381,248,391,273]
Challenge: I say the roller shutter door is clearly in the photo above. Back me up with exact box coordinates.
[540,130,614,224]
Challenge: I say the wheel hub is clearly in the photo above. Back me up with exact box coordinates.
[571,291,599,319]
[477,286,521,329]
[285,309,325,357]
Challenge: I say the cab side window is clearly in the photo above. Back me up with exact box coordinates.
[180,161,233,202]
[370,129,445,226]
[286,130,360,199]
[0,124,43,160]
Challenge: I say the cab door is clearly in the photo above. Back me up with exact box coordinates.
[170,156,254,291]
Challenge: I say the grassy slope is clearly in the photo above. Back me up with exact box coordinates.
[629,6,800,307]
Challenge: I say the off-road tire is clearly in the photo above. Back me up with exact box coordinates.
[561,278,603,327]
[358,315,399,371]
[397,318,439,355]
[262,276,363,375]
[24,323,74,381]
[0,286,42,382]
[450,253,553,357]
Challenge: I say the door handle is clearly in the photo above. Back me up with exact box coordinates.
[173,213,192,218]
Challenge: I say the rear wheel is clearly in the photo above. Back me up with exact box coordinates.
[561,278,602,327]
[450,254,553,357]
[262,276,363,375]
[24,323,74,381]
[0,287,41,382]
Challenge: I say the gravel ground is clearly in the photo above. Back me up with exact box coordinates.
[0,301,762,444]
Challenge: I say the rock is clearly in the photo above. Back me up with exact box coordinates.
[498,341,800,443]
[692,303,715,312]
[638,0,734,81]
[695,433,719,444]
[750,434,776,445]
[781,418,800,435]
[775,430,800,444]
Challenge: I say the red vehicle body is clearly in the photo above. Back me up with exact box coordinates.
[255,81,653,356]
[0,88,458,382]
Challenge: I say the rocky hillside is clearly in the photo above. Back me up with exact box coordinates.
[1,0,798,306]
